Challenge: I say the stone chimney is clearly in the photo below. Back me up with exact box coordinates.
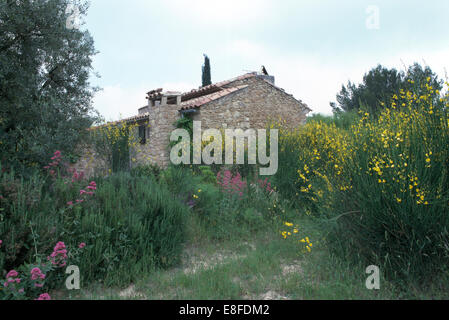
[161,91,182,106]
[145,89,181,108]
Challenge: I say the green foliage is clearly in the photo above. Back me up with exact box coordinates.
[331,63,443,115]
[130,164,162,180]
[276,76,449,284]
[76,173,188,285]
[0,0,100,173]
[307,111,359,130]
[174,116,193,136]
[198,166,216,183]
[0,164,188,290]
[189,169,283,240]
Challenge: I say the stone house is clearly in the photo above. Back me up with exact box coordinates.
[73,70,311,175]
[126,70,311,168]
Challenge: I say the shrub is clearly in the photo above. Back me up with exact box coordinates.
[275,78,449,283]
[74,172,188,285]
[130,164,162,180]
[190,169,284,240]
[1,153,189,294]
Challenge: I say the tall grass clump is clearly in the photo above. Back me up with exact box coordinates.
[77,172,188,285]
[276,78,449,284]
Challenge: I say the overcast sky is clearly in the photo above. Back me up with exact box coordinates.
[83,0,449,121]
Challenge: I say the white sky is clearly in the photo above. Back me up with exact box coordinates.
[84,0,449,121]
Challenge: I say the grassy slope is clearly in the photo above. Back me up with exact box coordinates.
[56,212,416,300]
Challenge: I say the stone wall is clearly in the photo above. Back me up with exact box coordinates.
[193,76,309,131]
[68,144,108,178]
[131,103,180,168]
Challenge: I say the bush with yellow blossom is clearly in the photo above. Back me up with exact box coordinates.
[275,78,449,282]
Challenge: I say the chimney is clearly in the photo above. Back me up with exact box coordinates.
[144,89,182,115]
[161,91,182,106]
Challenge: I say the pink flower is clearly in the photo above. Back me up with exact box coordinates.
[79,242,86,249]
[34,283,44,288]
[80,190,87,195]
[6,270,18,279]
[0,240,2,247]
[31,267,45,281]
[18,288,24,294]
[67,201,74,206]
[36,293,51,300]
[48,241,68,267]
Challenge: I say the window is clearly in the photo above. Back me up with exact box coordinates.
[138,125,146,144]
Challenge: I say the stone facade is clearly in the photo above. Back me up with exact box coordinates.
[75,71,311,173]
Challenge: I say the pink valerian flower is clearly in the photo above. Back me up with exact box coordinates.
[36,293,51,300]
[79,242,86,249]
[258,178,274,194]
[44,151,63,176]
[87,181,97,190]
[69,169,85,183]
[6,270,18,279]
[217,170,247,197]
[67,180,97,208]
[3,270,22,290]
[31,267,46,281]
[47,242,68,267]
[0,239,2,247]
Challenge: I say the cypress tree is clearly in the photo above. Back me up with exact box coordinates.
[202,54,212,87]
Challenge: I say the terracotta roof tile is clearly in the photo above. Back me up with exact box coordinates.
[180,85,248,111]
[181,72,257,102]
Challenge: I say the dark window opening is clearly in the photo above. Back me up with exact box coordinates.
[139,125,147,144]
[167,97,178,105]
